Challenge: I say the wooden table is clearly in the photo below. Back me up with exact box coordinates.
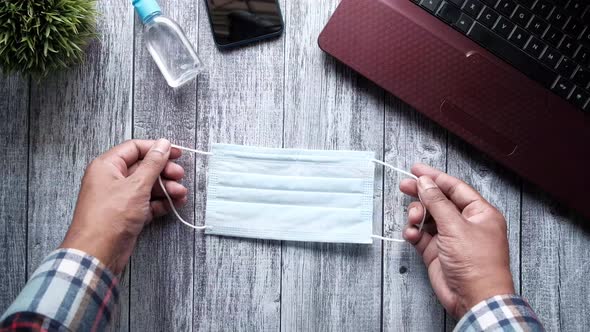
[1,0,588,331]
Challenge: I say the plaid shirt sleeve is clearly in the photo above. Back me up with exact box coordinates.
[454,294,544,332]
[0,248,119,332]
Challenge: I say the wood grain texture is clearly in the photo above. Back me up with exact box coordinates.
[129,0,199,331]
[27,0,133,329]
[192,0,285,330]
[0,75,29,313]
[557,216,590,331]
[444,139,521,330]
[382,97,447,331]
[281,1,384,330]
[521,191,590,332]
[521,192,562,332]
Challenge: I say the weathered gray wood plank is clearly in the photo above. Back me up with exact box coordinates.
[521,193,562,332]
[281,0,384,330]
[192,0,285,330]
[558,216,590,331]
[382,97,447,331]
[444,140,521,330]
[522,192,590,332]
[27,1,133,330]
[0,75,29,313]
[129,0,199,331]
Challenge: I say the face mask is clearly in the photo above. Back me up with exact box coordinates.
[159,143,425,244]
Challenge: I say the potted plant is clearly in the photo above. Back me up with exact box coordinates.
[0,0,98,78]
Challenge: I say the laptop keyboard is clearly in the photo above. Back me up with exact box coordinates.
[412,0,590,112]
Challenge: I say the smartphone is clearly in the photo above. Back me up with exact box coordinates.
[204,0,284,49]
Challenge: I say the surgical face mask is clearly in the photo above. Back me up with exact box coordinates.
[159,143,425,244]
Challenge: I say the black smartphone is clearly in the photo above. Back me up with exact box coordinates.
[204,0,284,49]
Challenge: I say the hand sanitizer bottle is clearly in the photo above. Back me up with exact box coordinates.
[133,0,203,88]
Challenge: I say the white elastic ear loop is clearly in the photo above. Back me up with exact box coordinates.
[370,235,405,243]
[370,158,427,242]
[158,144,212,230]
[171,144,213,156]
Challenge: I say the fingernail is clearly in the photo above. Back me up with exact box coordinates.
[418,176,437,189]
[153,139,171,153]
[408,206,416,215]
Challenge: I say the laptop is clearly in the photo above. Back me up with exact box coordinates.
[318,0,590,220]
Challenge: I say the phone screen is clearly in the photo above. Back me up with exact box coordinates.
[205,0,283,48]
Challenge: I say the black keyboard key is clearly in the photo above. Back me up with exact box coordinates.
[563,19,585,38]
[455,13,475,32]
[574,46,590,66]
[509,27,531,48]
[556,57,577,78]
[558,36,579,58]
[579,29,590,47]
[463,0,484,17]
[552,77,574,99]
[544,26,564,47]
[497,0,517,16]
[532,0,553,19]
[481,0,497,6]
[528,16,549,36]
[449,0,465,6]
[572,67,590,88]
[540,47,561,68]
[512,6,533,26]
[516,0,535,9]
[421,0,443,12]
[525,37,547,58]
[570,87,590,109]
[493,16,516,38]
[565,1,585,17]
[468,22,558,87]
[479,7,500,28]
[437,2,462,23]
[548,9,569,29]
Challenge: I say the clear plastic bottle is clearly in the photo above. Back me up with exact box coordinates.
[133,0,203,88]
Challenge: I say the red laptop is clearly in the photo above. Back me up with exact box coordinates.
[319,0,590,220]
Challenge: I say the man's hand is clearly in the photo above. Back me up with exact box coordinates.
[61,139,188,275]
[400,164,514,319]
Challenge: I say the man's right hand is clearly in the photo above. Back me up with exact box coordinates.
[61,139,187,275]
[400,164,515,319]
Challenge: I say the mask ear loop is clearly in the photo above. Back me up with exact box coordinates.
[370,159,427,242]
[158,144,213,230]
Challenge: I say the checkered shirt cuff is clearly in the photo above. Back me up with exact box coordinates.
[0,248,119,332]
[454,294,544,332]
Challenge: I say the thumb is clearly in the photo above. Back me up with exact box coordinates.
[417,176,464,234]
[132,138,171,187]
